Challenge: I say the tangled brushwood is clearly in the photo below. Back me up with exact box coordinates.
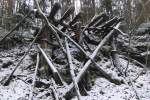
[0,1,150,100]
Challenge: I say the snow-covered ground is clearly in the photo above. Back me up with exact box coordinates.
[0,44,150,100]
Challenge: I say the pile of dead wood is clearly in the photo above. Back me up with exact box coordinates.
[0,1,146,100]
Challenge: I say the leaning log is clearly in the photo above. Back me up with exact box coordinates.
[77,23,121,83]
[65,38,82,100]
[34,0,66,55]
[34,0,122,85]
[64,22,121,98]
[37,45,63,85]
[1,26,43,86]
[50,20,121,84]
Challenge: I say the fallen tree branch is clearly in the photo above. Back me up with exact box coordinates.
[65,38,82,100]
[34,0,66,55]
[64,22,122,98]
[33,1,123,97]
[29,53,40,100]
[1,26,43,86]
[37,45,64,85]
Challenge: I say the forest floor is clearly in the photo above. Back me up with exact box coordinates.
[0,44,150,100]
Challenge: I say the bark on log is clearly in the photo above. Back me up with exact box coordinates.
[50,20,122,87]
[37,45,63,85]
[65,38,82,100]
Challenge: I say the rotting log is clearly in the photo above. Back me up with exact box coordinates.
[34,0,122,92]
[94,17,119,34]
[99,17,121,28]
[82,17,121,45]
[119,55,145,68]
[50,19,122,86]
[37,45,63,85]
